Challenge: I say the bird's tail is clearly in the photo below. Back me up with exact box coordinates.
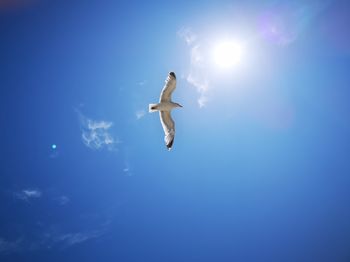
[149,104,158,113]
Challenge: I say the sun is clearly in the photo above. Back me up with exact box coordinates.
[213,40,244,69]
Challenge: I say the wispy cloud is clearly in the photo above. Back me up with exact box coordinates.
[54,196,70,206]
[11,188,72,206]
[77,110,120,151]
[0,228,106,253]
[14,189,42,201]
[122,161,133,176]
[197,95,209,109]
[138,80,147,86]
[23,190,42,198]
[49,217,111,249]
[177,27,197,45]
[56,231,103,247]
[186,67,209,108]
[178,27,210,107]
[135,109,146,120]
[0,198,114,253]
[0,238,21,253]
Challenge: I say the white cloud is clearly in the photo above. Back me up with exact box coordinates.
[77,111,120,151]
[14,189,42,201]
[135,109,146,120]
[178,27,210,107]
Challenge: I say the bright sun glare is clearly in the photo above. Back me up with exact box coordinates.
[213,41,244,69]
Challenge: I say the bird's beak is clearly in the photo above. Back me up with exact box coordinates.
[179,104,183,107]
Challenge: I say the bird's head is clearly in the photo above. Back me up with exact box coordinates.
[169,72,176,79]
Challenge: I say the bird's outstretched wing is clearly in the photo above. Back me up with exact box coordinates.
[159,72,176,102]
[160,111,175,150]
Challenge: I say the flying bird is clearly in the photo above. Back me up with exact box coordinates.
[149,72,182,150]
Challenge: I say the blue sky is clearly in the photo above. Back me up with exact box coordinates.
[1,0,350,261]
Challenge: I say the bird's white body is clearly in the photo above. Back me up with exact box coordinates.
[149,101,179,112]
[149,72,182,150]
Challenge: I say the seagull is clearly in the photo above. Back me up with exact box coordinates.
[149,72,182,150]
